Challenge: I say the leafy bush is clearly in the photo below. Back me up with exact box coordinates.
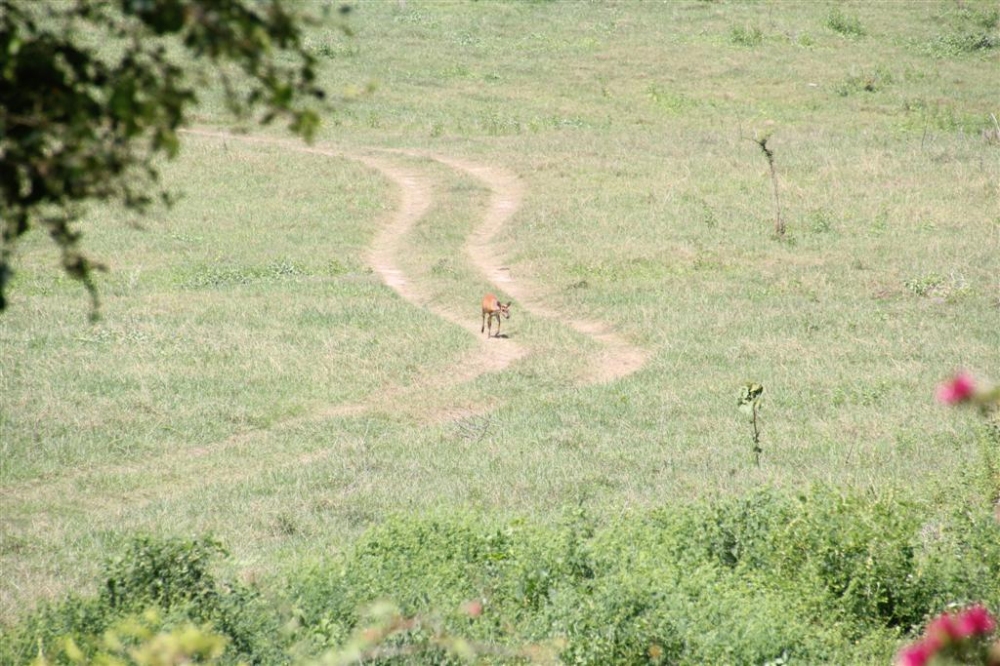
[102,535,225,611]
[826,8,866,38]
[700,488,1000,635]
[730,23,764,47]
[905,272,946,297]
[1,535,283,665]
[1,595,110,665]
[27,610,229,666]
[289,489,998,664]
[5,491,998,665]
[922,32,999,57]
[767,489,934,631]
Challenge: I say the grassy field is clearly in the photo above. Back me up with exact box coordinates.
[1,0,998,655]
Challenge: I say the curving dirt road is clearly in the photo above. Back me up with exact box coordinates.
[185,130,649,393]
[181,132,527,396]
[356,152,527,379]
[419,151,650,385]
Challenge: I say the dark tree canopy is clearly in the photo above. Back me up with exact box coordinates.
[0,0,347,316]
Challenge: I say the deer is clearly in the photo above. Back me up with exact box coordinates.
[481,293,512,338]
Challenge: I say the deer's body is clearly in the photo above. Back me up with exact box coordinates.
[481,294,511,338]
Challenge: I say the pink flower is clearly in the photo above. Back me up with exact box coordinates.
[936,372,976,405]
[896,639,937,666]
[897,606,998,666]
[955,605,997,638]
[927,612,962,642]
[460,600,483,617]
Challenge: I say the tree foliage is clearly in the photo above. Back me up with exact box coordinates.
[0,0,346,315]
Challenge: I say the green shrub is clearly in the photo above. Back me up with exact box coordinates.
[696,488,795,570]
[1,535,283,665]
[550,514,852,665]
[26,611,229,666]
[0,595,110,665]
[905,272,946,297]
[730,23,764,47]
[6,491,998,665]
[922,31,999,57]
[826,8,866,38]
[767,489,930,630]
[290,492,971,664]
[102,535,225,611]
[726,488,1000,634]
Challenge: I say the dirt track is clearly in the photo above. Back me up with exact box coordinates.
[182,130,647,397]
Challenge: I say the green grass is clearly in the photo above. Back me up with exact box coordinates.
[2,1,999,657]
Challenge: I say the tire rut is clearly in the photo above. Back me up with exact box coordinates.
[355,153,527,380]
[414,151,650,385]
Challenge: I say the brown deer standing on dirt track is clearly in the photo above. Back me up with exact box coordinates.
[481,294,512,338]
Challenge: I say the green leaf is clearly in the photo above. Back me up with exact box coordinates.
[738,382,764,408]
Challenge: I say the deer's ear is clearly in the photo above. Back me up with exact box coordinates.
[506,302,512,307]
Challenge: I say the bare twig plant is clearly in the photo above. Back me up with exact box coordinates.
[738,383,765,466]
[754,134,785,238]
